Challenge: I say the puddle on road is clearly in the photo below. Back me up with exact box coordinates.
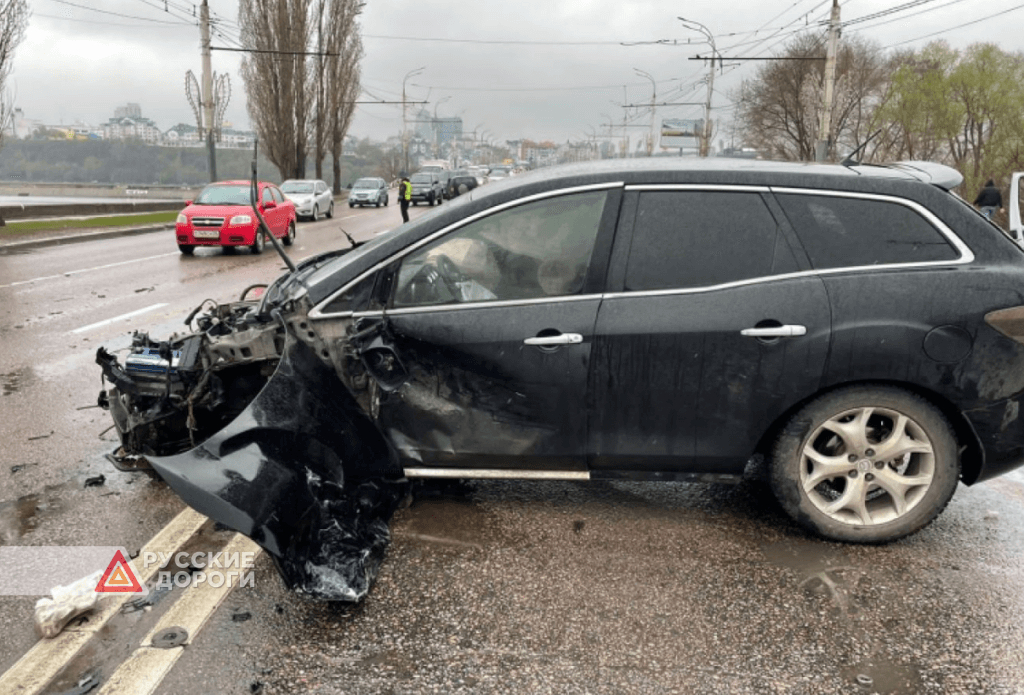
[394,498,493,549]
[0,485,66,544]
[843,655,924,694]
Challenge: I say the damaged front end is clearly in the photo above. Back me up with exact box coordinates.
[96,290,405,601]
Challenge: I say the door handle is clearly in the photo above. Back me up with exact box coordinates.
[524,333,584,346]
[740,325,807,338]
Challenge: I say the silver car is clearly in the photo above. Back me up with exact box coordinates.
[348,177,389,208]
[281,179,335,221]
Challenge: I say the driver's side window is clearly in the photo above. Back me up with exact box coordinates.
[392,190,607,308]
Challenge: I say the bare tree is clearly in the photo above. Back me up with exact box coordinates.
[0,0,29,151]
[735,33,890,161]
[239,0,312,180]
[324,0,362,194]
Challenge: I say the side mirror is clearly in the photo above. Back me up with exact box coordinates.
[263,200,277,209]
[184,200,193,206]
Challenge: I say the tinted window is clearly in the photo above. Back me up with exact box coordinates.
[625,191,792,291]
[393,191,608,307]
[776,193,959,269]
[411,174,433,184]
[321,272,376,314]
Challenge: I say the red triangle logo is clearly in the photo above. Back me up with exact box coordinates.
[95,550,145,593]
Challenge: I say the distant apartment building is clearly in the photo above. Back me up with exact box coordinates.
[103,104,163,144]
[163,123,256,149]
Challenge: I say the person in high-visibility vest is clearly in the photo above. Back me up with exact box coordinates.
[400,177,412,223]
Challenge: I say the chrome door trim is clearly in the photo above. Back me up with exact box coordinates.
[624,184,771,192]
[524,333,584,346]
[740,325,807,338]
[309,182,623,320]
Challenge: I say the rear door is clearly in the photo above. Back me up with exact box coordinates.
[364,185,621,471]
[588,186,832,475]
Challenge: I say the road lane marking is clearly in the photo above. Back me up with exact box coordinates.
[72,303,169,334]
[96,534,262,695]
[0,252,179,289]
[0,508,209,695]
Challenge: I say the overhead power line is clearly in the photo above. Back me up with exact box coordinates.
[45,0,191,24]
[889,1,1024,46]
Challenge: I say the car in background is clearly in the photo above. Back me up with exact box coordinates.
[409,171,443,206]
[487,166,512,182]
[175,180,296,255]
[446,170,479,198]
[348,177,389,208]
[281,179,334,221]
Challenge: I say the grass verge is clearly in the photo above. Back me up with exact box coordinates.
[1,211,178,237]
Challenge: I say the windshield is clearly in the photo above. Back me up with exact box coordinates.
[411,174,432,183]
[194,184,252,205]
[353,179,378,190]
[281,182,314,194]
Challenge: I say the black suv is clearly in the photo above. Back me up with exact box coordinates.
[100,158,1024,598]
[409,171,443,206]
[446,170,479,198]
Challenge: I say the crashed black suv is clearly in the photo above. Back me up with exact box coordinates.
[99,158,1024,598]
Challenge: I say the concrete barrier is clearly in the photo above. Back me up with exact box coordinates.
[0,200,184,221]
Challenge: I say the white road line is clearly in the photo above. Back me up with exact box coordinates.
[72,303,169,334]
[0,509,209,695]
[0,252,179,289]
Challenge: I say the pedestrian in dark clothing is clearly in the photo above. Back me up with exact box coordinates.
[974,179,1004,221]
[399,177,411,223]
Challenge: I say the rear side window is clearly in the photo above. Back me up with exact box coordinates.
[624,191,797,291]
[776,193,959,269]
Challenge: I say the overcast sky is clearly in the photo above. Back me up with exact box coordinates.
[10,0,1022,147]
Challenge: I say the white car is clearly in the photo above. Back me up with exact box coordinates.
[348,177,389,208]
[281,179,334,221]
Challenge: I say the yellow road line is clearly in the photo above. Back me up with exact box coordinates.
[97,534,262,695]
[0,507,209,695]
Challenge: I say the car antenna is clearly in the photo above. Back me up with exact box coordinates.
[841,129,883,168]
[248,137,297,273]
[338,226,361,248]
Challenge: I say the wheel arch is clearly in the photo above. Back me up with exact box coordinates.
[753,379,984,484]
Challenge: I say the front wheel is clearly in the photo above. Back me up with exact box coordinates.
[250,230,266,255]
[178,244,194,255]
[311,205,320,222]
[326,201,334,218]
[384,195,389,207]
[770,386,959,543]
[283,222,295,246]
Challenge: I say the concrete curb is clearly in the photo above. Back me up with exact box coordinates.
[0,223,172,251]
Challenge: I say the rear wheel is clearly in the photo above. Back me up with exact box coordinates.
[283,222,296,246]
[250,230,266,255]
[178,244,194,255]
[770,386,959,543]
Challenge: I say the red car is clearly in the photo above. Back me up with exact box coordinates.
[175,180,297,255]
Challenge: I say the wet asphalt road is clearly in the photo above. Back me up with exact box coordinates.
[2,197,1024,694]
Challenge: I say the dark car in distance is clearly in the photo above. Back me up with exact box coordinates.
[409,171,443,206]
[446,170,479,198]
[101,157,1024,599]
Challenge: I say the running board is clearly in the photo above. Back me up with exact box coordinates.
[402,468,743,484]
[403,468,589,481]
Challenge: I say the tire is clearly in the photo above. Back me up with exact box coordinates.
[375,199,381,208]
[326,201,334,218]
[412,200,418,206]
[283,222,295,247]
[250,230,266,255]
[770,386,959,543]
[312,205,320,222]
[178,244,194,255]
[384,195,389,207]
[349,202,355,208]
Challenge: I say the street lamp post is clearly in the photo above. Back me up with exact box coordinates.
[679,18,718,158]
[433,95,451,157]
[402,67,425,174]
[634,68,656,156]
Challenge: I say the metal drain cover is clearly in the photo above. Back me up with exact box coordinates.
[151,627,188,649]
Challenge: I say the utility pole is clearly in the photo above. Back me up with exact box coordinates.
[816,0,841,162]
[402,67,424,174]
[199,0,216,181]
[701,64,715,158]
[635,69,656,156]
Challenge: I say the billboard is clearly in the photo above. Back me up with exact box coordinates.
[661,118,703,150]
